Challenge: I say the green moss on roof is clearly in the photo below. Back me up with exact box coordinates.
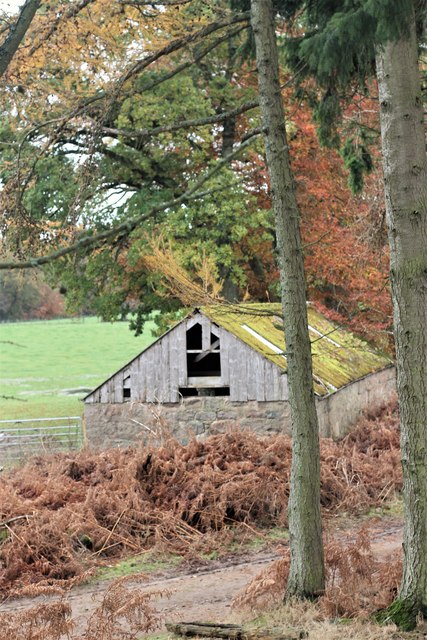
[201,303,392,396]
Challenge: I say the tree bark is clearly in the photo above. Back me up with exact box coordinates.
[250,0,324,598]
[165,622,307,640]
[376,6,427,628]
[0,0,41,78]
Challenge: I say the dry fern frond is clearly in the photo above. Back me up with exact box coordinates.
[0,601,74,640]
[82,574,166,640]
[233,526,402,619]
[0,403,401,596]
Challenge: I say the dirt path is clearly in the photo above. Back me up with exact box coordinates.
[0,517,403,635]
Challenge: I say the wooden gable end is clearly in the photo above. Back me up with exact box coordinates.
[85,311,288,405]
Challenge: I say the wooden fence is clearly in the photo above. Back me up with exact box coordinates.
[0,417,84,467]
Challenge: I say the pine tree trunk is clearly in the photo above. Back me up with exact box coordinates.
[250,0,324,598]
[376,9,427,628]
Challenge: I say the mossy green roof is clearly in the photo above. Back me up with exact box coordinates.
[201,303,392,396]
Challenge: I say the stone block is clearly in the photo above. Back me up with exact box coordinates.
[209,419,237,433]
[195,412,217,423]
[216,410,238,419]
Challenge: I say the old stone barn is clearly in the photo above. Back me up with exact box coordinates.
[84,303,395,447]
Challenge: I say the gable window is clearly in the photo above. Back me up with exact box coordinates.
[186,331,221,377]
[186,323,202,350]
[183,321,222,386]
[123,375,131,401]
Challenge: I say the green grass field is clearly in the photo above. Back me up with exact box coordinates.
[0,317,156,420]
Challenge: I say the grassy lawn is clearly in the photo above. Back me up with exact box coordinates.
[0,317,156,420]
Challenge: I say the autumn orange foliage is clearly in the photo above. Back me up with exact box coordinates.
[290,103,391,345]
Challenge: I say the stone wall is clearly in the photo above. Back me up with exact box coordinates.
[84,397,292,449]
[317,366,396,439]
[84,366,396,448]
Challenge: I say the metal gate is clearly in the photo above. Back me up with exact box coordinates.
[0,417,84,466]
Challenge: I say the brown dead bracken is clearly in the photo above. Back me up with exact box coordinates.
[0,402,401,597]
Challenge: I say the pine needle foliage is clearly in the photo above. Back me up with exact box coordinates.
[280,0,423,190]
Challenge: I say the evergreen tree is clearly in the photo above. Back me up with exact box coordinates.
[279,0,425,191]
[277,0,427,627]
[375,8,427,629]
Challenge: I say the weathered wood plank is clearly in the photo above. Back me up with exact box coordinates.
[107,378,115,403]
[159,335,170,402]
[100,382,108,403]
[187,376,223,387]
[185,313,203,330]
[219,329,230,385]
[176,323,187,387]
[211,322,220,338]
[229,334,246,401]
[146,343,160,403]
[246,348,258,401]
[254,353,266,402]
[271,364,281,401]
[238,343,249,402]
[114,370,123,404]
[169,329,180,402]
[201,315,211,351]
[265,361,276,401]
[137,356,146,402]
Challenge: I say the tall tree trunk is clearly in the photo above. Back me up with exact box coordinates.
[250,0,324,598]
[0,0,41,78]
[376,7,427,630]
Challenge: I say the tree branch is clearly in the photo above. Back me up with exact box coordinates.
[28,0,97,56]
[0,136,259,270]
[0,0,41,78]
[87,98,260,142]
[119,0,191,5]
[117,11,250,87]
[136,24,248,95]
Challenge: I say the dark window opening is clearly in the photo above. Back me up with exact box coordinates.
[179,387,198,397]
[179,386,230,397]
[187,352,221,377]
[210,332,220,348]
[186,323,202,350]
[123,375,131,401]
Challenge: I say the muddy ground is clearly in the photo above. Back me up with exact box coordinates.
[0,516,403,635]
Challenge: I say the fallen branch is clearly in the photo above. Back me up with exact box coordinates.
[0,514,32,528]
[165,622,307,640]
